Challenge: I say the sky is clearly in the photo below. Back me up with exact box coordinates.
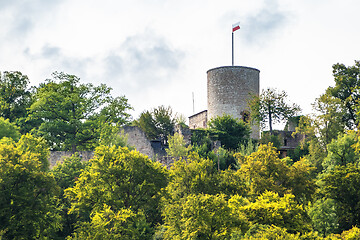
[1,0,360,126]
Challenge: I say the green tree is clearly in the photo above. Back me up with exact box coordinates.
[208,114,250,150]
[231,224,301,240]
[235,191,311,234]
[322,131,359,172]
[162,194,248,240]
[165,153,248,200]
[218,168,249,197]
[312,93,346,145]
[287,144,310,162]
[161,154,249,239]
[68,205,152,240]
[293,94,347,174]
[327,60,360,129]
[166,132,192,159]
[65,145,168,229]
[237,140,259,157]
[134,105,176,145]
[0,137,61,239]
[51,154,89,238]
[175,113,188,128]
[308,198,339,237]
[165,153,219,200]
[211,146,237,170]
[293,93,346,173]
[0,71,32,124]
[17,133,50,171]
[99,126,132,149]
[294,116,328,173]
[236,143,289,197]
[190,128,213,159]
[236,143,316,203]
[28,72,132,151]
[287,159,317,203]
[0,117,21,141]
[320,164,360,232]
[259,131,283,149]
[134,110,157,139]
[338,226,360,240]
[52,154,89,191]
[250,88,301,134]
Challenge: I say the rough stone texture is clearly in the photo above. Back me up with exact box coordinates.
[275,131,305,149]
[266,130,306,158]
[49,151,94,168]
[188,110,208,129]
[207,66,260,139]
[48,123,229,169]
[121,125,155,159]
[175,124,192,146]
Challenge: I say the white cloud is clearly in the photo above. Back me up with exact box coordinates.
[241,0,291,46]
[0,0,359,125]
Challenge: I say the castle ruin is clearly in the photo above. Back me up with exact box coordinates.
[190,66,260,139]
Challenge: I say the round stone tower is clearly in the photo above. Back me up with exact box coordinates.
[207,66,260,139]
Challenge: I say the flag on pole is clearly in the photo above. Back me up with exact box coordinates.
[232,22,240,32]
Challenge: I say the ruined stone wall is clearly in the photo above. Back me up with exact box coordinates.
[121,125,155,159]
[275,131,306,149]
[207,66,260,139]
[48,126,172,168]
[49,151,94,168]
[175,124,192,146]
[188,110,208,129]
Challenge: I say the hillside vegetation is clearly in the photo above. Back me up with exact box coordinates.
[1,61,360,239]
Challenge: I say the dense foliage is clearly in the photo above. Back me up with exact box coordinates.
[0,136,60,239]
[208,114,251,150]
[2,62,360,239]
[28,72,132,151]
[134,105,176,145]
[0,71,33,131]
[249,88,301,133]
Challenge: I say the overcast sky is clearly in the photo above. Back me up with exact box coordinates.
[1,0,360,125]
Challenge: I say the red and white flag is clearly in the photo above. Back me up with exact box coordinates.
[232,22,240,32]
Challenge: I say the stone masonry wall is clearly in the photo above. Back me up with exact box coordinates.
[49,151,94,168]
[188,110,208,129]
[121,125,155,159]
[48,126,170,168]
[175,124,192,146]
[207,66,260,139]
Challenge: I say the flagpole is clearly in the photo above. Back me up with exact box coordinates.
[232,32,234,66]
[232,22,240,66]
